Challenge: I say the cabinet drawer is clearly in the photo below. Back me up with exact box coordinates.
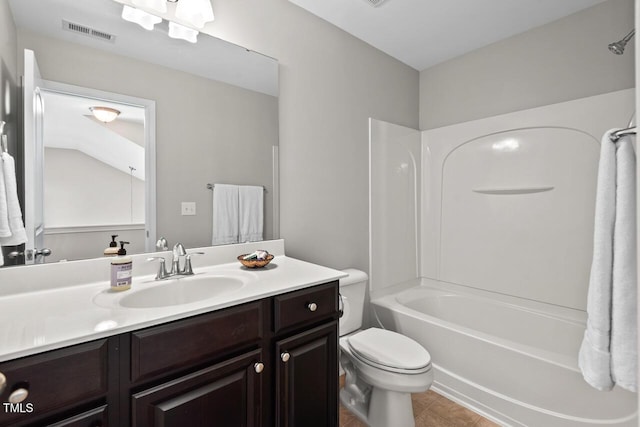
[0,340,110,427]
[273,282,338,334]
[48,405,107,427]
[131,300,266,383]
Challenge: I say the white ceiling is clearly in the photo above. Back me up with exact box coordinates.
[42,91,146,181]
[288,0,608,71]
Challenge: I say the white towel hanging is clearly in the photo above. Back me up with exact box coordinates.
[579,129,637,392]
[0,154,10,238]
[211,184,239,245]
[610,135,637,392]
[239,185,264,243]
[0,151,27,246]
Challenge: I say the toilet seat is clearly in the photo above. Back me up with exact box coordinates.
[347,328,431,374]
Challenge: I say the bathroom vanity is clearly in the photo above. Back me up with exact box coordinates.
[0,241,343,426]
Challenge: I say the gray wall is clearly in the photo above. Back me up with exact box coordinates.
[202,0,420,271]
[44,148,145,228]
[17,30,279,252]
[420,0,635,130]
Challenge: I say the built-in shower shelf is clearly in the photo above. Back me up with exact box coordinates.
[472,186,554,195]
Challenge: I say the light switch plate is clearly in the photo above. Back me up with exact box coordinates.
[181,202,196,216]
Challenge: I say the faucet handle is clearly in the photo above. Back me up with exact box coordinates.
[147,256,169,280]
[156,237,169,251]
[182,252,205,275]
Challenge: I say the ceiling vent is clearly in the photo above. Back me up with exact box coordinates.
[362,0,388,6]
[62,20,116,43]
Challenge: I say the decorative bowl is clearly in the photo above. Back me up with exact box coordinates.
[237,253,274,268]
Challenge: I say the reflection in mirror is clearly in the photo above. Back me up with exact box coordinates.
[2,0,279,266]
[40,85,153,262]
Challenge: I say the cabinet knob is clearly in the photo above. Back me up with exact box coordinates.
[0,372,5,394]
[8,387,29,404]
[254,362,264,374]
[307,302,318,312]
[281,352,290,363]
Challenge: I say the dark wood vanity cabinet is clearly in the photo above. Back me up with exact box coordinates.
[125,300,268,427]
[131,349,265,427]
[275,322,338,427]
[0,338,117,427]
[273,282,339,427]
[0,281,339,427]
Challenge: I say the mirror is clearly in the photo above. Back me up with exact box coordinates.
[2,0,279,266]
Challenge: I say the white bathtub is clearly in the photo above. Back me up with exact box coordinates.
[371,279,638,427]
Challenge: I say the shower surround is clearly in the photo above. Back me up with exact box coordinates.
[368,89,637,426]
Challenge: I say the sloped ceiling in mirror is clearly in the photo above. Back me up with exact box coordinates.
[9,0,278,96]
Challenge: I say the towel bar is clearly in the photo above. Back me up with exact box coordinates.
[610,126,636,142]
[207,183,267,192]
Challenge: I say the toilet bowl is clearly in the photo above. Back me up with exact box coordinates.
[339,269,433,427]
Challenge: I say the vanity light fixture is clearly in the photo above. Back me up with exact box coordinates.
[122,0,212,42]
[90,106,121,123]
[132,0,167,13]
[168,21,199,43]
[121,5,162,30]
[175,0,215,29]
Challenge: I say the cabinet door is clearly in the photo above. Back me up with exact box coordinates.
[131,349,264,427]
[0,339,112,427]
[275,321,338,427]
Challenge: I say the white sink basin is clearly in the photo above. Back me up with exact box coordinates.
[94,274,247,309]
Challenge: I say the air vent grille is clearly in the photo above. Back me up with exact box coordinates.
[62,20,115,43]
[363,0,388,6]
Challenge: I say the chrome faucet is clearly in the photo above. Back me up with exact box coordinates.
[147,243,204,279]
[171,243,187,275]
[156,237,169,251]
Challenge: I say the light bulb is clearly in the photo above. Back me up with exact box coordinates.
[121,5,162,31]
[168,21,199,43]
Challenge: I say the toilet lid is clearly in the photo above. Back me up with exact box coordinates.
[347,328,431,371]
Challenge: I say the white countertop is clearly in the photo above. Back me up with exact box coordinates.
[0,240,347,362]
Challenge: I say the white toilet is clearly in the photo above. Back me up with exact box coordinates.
[339,269,433,427]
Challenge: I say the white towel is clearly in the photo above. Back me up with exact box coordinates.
[239,185,264,243]
[0,152,27,247]
[579,130,637,392]
[0,155,10,238]
[579,130,616,391]
[212,184,239,245]
[610,136,637,392]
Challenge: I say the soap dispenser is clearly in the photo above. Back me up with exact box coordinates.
[110,241,132,291]
[104,235,119,257]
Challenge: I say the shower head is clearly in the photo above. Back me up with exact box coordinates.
[608,29,635,55]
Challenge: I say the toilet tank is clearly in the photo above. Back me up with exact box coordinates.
[339,269,369,336]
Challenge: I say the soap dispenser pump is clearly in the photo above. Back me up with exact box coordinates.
[110,241,132,291]
[104,234,119,257]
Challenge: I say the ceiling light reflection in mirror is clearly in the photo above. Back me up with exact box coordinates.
[10,0,277,98]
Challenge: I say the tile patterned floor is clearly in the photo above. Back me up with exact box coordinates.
[339,376,501,427]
